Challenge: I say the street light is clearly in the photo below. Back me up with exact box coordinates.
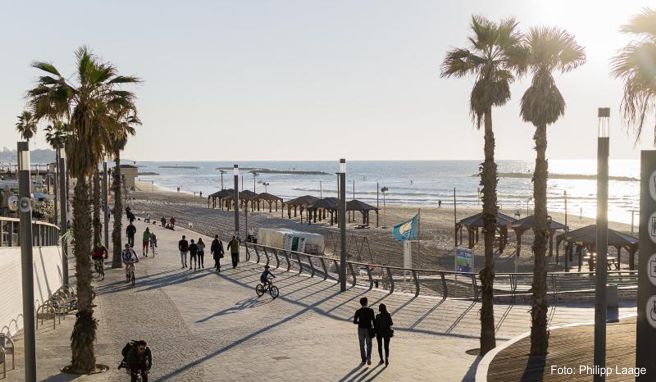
[381,186,389,228]
[219,170,225,190]
[17,141,36,382]
[233,165,240,238]
[59,149,68,285]
[253,172,258,193]
[594,107,610,382]
[263,182,270,193]
[102,155,109,251]
[338,159,347,292]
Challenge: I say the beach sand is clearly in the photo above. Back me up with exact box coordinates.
[128,180,634,273]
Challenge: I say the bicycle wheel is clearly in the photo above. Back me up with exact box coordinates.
[255,284,265,297]
[269,286,279,299]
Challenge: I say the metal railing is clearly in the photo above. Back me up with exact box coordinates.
[0,217,60,247]
[0,333,15,379]
[242,242,639,301]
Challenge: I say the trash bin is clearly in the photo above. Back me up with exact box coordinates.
[607,284,619,323]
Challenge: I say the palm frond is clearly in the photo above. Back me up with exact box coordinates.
[620,7,656,38]
[31,61,61,76]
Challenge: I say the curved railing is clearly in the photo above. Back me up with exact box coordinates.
[0,217,60,247]
[242,242,639,301]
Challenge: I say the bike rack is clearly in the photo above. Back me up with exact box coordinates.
[0,333,15,379]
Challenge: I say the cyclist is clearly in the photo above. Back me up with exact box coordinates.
[125,340,152,382]
[260,265,276,289]
[121,244,139,281]
[91,242,107,277]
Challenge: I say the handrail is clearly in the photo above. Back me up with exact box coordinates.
[0,216,60,247]
[242,242,640,300]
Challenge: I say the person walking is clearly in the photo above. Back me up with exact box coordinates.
[197,238,206,269]
[126,222,137,248]
[211,235,224,272]
[189,239,199,270]
[227,236,240,268]
[142,227,151,257]
[178,235,189,269]
[353,297,375,365]
[374,303,394,365]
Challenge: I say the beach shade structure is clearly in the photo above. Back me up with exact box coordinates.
[346,199,379,227]
[283,195,319,221]
[556,225,639,271]
[455,212,516,252]
[208,189,236,210]
[511,215,567,259]
[307,197,338,225]
[239,190,259,211]
[256,192,283,212]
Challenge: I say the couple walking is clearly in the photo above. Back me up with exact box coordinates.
[208,235,240,272]
[177,235,206,270]
[353,297,393,366]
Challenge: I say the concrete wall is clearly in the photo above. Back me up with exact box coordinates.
[0,245,63,337]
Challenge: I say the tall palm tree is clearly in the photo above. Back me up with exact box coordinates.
[27,47,140,373]
[515,27,585,356]
[612,8,656,145]
[107,109,140,268]
[16,110,37,143]
[44,122,69,224]
[441,15,521,355]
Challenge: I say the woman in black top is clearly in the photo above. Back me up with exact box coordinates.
[375,303,394,365]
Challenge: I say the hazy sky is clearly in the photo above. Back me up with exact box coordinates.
[1,0,654,161]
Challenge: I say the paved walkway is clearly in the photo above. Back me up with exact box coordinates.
[7,219,636,381]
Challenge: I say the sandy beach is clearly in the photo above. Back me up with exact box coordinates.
[128,180,634,273]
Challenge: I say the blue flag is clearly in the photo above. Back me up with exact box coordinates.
[392,214,418,241]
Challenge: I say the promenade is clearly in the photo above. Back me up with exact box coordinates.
[7,219,636,381]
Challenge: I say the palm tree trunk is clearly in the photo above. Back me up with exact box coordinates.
[70,175,97,372]
[530,123,549,356]
[111,153,123,268]
[479,109,497,355]
[92,168,101,246]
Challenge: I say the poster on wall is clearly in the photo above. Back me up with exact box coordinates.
[455,248,473,273]
[283,234,306,253]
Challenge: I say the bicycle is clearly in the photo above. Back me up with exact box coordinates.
[126,262,137,286]
[255,278,279,299]
[93,257,105,280]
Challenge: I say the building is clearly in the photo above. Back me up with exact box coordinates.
[120,164,138,191]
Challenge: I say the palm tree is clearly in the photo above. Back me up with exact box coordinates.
[515,27,585,356]
[612,8,656,145]
[27,47,140,373]
[44,122,69,224]
[107,110,140,268]
[441,16,521,355]
[16,110,37,143]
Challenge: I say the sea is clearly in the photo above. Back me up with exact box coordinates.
[133,160,640,225]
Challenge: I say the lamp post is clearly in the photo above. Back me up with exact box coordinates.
[381,186,388,228]
[564,190,569,271]
[17,142,36,382]
[338,159,347,292]
[59,149,68,288]
[102,156,109,251]
[233,165,240,238]
[253,172,258,193]
[263,182,269,193]
[594,107,610,382]
[220,170,225,190]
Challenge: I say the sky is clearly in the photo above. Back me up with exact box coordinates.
[1,0,655,161]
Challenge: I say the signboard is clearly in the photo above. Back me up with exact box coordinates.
[282,234,306,253]
[637,151,656,379]
[455,247,473,273]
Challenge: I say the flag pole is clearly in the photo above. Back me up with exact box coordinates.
[417,208,421,268]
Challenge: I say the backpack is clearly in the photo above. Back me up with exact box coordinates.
[121,340,137,358]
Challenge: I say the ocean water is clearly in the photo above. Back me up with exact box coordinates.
[133,160,640,225]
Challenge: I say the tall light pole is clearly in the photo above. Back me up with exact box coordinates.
[102,156,109,251]
[594,107,610,382]
[233,165,240,238]
[376,182,379,228]
[253,172,258,193]
[17,142,36,382]
[381,186,388,228]
[338,159,347,292]
[59,149,68,288]
[220,170,225,190]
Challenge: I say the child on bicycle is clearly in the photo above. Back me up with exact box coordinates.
[121,244,139,280]
[260,265,276,288]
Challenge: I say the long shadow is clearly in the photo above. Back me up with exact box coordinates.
[520,356,546,381]
[495,304,514,333]
[461,355,482,382]
[97,270,212,295]
[96,268,178,291]
[445,301,478,335]
[196,297,271,323]
[389,295,418,316]
[157,284,344,380]
[409,298,446,329]
[356,364,384,381]
[336,364,367,382]
[338,366,370,382]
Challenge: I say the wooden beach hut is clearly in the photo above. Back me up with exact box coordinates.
[307,197,338,225]
[511,215,567,259]
[455,212,516,252]
[346,199,379,227]
[556,225,639,271]
[256,192,283,213]
[284,195,318,221]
